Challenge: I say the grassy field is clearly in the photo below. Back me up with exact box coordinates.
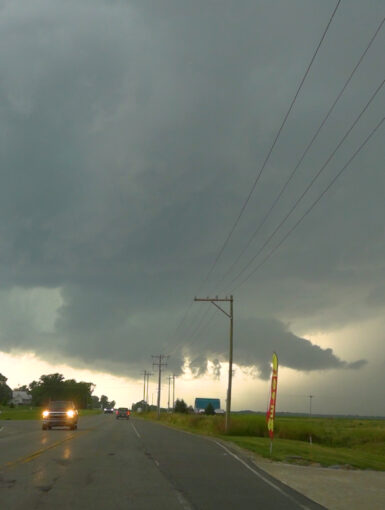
[138,412,385,471]
[0,406,102,420]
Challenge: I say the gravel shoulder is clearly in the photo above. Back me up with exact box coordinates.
[251,455,385,510]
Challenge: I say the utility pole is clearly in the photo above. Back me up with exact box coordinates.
[194,295,234,433]
[152,355,169,418]
[167,375,172,411]
[146,372,152,405]
[142,370,148,402]
[308,394,314,417]
[172,374,176,411]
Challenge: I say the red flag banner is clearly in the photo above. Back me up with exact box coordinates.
[266,352,278,440]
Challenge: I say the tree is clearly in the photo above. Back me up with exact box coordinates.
[91,395,100,409]
[14,385,29,393]
[28,373,95,409]
[131,400,148,412]
[100,395,109,409]
[205,402,215,415]
[0,373,12,405]
[174,398,188,413]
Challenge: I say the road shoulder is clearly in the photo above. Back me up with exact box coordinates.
[224,440,385,510]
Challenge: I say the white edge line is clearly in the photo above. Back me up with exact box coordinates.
[175,490,194,510]
[0,426,4,433]
[131,422,141,438]
[214,441,311,510]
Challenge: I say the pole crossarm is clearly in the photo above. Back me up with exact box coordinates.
[194,296,233,318]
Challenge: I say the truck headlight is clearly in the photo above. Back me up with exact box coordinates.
[67,410,75,418]
[42,410,49,418]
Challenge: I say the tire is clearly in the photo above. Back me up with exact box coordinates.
[42,424,47,430]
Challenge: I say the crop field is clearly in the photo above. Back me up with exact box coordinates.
[0,406,102,420]
[139,412,385,471]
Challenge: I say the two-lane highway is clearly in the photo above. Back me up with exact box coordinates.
[0,414,324,509]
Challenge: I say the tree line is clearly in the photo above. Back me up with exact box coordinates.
[131,398,215,415]
[0,372,115,410]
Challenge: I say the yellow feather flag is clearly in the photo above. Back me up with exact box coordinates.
[266,352,278,440]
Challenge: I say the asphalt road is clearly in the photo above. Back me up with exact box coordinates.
[0,415,324,510]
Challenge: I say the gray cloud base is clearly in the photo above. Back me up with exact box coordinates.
[0,1,383,391]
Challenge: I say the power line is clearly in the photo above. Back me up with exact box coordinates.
[190,75,385,342]
[198,0,342,288]
[190,105,385,343]
[233,114,385,291]
[227,75,385,289]
[216,16,385,291]
[165,0,342,347]
[166,301,222,360]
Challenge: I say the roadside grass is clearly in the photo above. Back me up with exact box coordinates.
[0,406,42,420]
[0,406,102,420]
[78,409,103,417]
[223,436,385,471]
[137,412,385,471]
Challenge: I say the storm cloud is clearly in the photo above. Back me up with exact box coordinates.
[0,0,383,399]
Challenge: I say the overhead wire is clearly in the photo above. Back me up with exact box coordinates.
[179,15,385,346]
[163,0,342,353]
[226,74,385,290]
[232,113,385,291]
[215,16,385,292]
[197,0,342,290]
[176,100,383,355]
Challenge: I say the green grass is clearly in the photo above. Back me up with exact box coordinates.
[0,406,102,420]
[0,406,42,420]
[137,412,385,471]
[224,436,385,471]
[78,409,103,417]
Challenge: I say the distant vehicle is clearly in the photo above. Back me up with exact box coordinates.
[116,407,130,419]
[42,401,78,430]
[104,408,114,414]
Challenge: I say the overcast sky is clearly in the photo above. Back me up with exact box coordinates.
[1,0,384,414]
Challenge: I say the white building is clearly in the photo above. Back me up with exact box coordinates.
[12,391,32,406]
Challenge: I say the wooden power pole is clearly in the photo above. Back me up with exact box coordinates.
[194,295,234,433]
[146,372,152,405]
[152,355,169,418]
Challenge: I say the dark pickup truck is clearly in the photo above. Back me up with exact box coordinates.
[42,401,78,430]
[116,407,130,419]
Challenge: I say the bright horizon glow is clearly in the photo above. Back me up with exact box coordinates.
[1,346,383,417]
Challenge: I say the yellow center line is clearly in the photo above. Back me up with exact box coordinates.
[2,430,89,471]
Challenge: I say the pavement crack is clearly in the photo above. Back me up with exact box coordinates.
[54,458,71,466]
[36,484,52,493]
[0,475,16,489]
